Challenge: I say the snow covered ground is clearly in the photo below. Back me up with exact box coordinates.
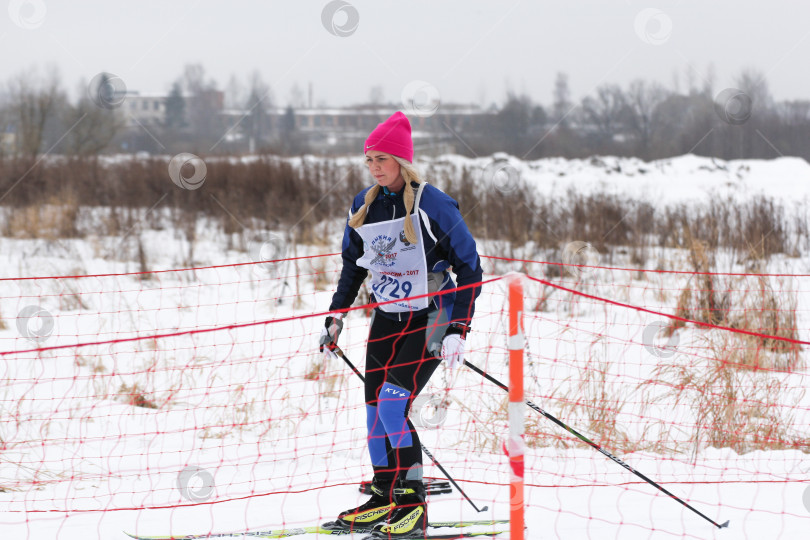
[1,154,809,539]
[429,153,810,205]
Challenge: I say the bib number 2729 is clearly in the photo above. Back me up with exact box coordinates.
[372,275,412,299]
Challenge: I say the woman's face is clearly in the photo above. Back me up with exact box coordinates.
[366,151,405,191]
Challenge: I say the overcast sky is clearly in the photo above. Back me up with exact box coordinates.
[1,0,808,109]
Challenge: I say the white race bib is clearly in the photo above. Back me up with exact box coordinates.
[355,184,429,313]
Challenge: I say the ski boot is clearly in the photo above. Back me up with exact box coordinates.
[322,477,395,531]
[369,480,427,537]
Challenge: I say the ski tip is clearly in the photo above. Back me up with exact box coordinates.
[718,520,730,529]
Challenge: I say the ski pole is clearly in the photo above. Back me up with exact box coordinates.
[463,359,730,530]
[331,345,489,513]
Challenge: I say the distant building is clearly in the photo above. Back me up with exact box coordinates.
[260,103,494,156]
[122,93,167,127]
[121,90,492,155]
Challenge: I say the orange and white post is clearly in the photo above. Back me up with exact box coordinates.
[506,273,525,540]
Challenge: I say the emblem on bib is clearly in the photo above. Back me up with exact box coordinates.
[369,234,398,267]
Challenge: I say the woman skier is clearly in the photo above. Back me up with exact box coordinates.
[319,111,483,537]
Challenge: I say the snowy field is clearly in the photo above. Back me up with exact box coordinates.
[1,154,809,539]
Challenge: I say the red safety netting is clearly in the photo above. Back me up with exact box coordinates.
[1,253,808,539]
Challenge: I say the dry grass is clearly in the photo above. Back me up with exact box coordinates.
[136,234,152,281]
[648,237,805,454]
[118,383,158,409]
[4,200,80,239]
[73,354,105,373]
[0,156,805,262]
[555,348,633,452]
[531,280,559,312]
[303,354,345,400]
[670,239,801,371]
[0,155,804,461]
[453,394,508,453]
[724,276,802,370]
[457,349,635,454]
[653,358,809,456]
[310,249,336,292]
[461,304,804,459]
[672,238,730,327]
[58,278,89,311]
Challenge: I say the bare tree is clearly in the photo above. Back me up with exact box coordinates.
[775,100,810,159]
[734,68,772,112]
[684,65,700,96]
[181,63,224,149]
[0,90,12,157]
[484,92,546,157]
[727,68,774,158]
[61,79,124,156]
[244,71,273,151]
[777,100,810,126]
[625,79,669,158]
[581,84,629,151]
[703,63,717,99]
[552,72,574,127]
[183,64,207,97]
[7,67,64,160]
[653,92,717,158]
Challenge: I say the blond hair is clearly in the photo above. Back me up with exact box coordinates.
[348,156,423,244]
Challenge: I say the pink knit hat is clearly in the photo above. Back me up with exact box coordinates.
[364,111,413,162]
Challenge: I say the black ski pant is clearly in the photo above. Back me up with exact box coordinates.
[364,308,446,487]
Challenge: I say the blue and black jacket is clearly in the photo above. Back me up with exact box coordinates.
[329,181,483,326]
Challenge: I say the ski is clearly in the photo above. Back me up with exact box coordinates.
[125,520,510,539]
[362,531,507,540]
